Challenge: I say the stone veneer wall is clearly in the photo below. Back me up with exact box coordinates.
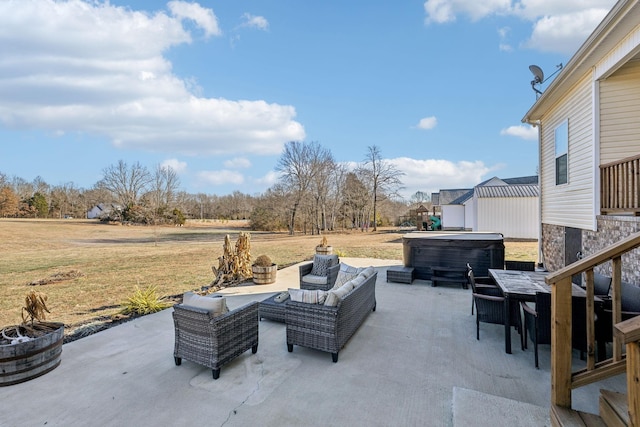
[542,216,640,283]
[541,223,565,273]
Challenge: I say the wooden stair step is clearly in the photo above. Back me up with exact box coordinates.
[551,404,605,427]
[599,389,629,427]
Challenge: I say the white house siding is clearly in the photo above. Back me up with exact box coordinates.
[476,197,539,239]
[540,73,596,231]
[464,198,475,231]
[599,60,640,164]
[441,205,465,230]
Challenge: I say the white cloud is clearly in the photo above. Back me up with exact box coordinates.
[500,124,538,140]
[254,170,281,187]
[416,116,438,130]
[198,170,245,186]
[0,1,304,157]
[424,0,511,24]
[424,0,616,55]
[224,157,252,169]
[522,9,610,54]
[241,13,269,31]
[168,1,221,37]
[391,157,493,198]
[161,158,187,173]
[498,27,512,52]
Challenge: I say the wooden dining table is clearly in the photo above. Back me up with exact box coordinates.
[488,269,594,354]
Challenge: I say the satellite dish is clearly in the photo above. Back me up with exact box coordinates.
[528,63,563,99]
[529,65,544,84]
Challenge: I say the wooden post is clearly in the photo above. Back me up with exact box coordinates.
[627,341,639,427]
[551,276,573,407]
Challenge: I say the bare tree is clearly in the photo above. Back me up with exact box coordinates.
[410,191,430,208]
[341,172,370,230]
[98,160,152,208]
[149,164,181,220]
[276,141,331,235]
[358,146,404,231]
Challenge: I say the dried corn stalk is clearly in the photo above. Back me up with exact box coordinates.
[21,290,50,326]
[210,232,252,288]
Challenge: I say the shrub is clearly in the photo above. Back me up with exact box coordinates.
[120,286,171,316]
[254,254,273,267]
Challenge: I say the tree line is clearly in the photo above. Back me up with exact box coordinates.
[0,142,426,232]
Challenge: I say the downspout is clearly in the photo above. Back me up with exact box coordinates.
[533,120,544,268]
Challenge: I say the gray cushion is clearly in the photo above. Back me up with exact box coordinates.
[302,274,328,285]
[182,292,229,316]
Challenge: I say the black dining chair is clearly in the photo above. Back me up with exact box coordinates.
[521,291,551,368]
[472,291,506,340]
[596,281,640,359]
[505,260,536,271]
[467,263,500,315]
[593,272,612,299]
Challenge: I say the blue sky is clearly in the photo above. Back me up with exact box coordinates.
[0,0,617,199]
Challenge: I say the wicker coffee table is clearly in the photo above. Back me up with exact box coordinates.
[259,293,289,322]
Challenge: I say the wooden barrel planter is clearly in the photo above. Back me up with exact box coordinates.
[252,264,277,285]
[0,323,64,386]
[316,246,333,255]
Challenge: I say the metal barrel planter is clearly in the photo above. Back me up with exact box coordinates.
[0,323,64,386]
[252,264,277,285]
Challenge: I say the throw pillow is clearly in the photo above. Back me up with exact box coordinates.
[333,263,361,288]
[324,281,354,307]
[289,288,328,304]
[310,254,337,276]
[350,274,367,288]
[359,266,376,279]
[182,292,228,316]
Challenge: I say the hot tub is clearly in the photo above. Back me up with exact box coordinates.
[402,232,504,280]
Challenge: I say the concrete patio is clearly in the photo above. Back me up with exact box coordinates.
[0,258,627,426]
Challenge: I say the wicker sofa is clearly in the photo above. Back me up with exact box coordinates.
[286,268,377,362]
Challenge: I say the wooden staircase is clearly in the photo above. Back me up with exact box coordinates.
[600,390,630,427]
[551,390,628,426]
[545,233,640,427]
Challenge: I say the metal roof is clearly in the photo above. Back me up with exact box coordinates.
[475,184,539,198]
[437,189,472,205]
[502,176,538,185]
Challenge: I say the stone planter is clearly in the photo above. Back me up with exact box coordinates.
[316,246,333,255]
[252,264,277,285]
[0,322,64,386]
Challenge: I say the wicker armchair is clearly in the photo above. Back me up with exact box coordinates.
[172,301,259,380]
[299,254,340,291]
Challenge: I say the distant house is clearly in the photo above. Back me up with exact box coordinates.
[521,0,640,279]
[431,189,472,230]
[87,203,119,220]
[433,176,539,239]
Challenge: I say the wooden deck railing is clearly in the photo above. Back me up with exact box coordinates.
[545,231,640,410]
[601,154,640,215]
[614,315,640,426]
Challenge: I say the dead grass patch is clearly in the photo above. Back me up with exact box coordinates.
[0,219,538,338]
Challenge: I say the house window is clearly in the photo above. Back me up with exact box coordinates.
[555,121,568,185]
